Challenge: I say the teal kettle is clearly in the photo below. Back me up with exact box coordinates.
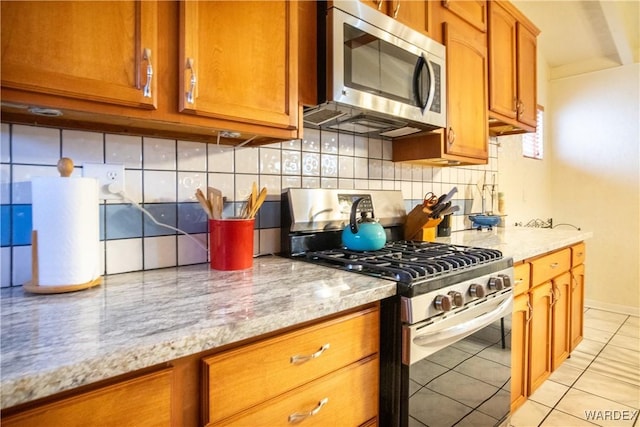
[342,198,387,251]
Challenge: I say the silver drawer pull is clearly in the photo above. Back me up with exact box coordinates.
[288,398,329,423]
[514,279,524,284]
[186,57,197,104]
[290,343,330,365]
[550,262,559,268]
[142,48,153,98]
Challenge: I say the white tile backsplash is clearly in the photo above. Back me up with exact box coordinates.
[1,122,500,286]
[12,125,60,165]
[177,140,207,172]
[62,130,104,164]
[143,137,176,170]
[1,123,10,163]
[143,170,177,202]
[105,134,142,168]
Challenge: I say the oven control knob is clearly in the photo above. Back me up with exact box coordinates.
[448,291,464,307]
[469,284,485,298]
[488,276,505,291]
[498,274,512,287]
[434,295,452,312]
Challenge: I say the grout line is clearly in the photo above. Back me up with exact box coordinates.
[534,315,632,426]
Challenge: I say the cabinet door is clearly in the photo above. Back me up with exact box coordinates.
[441,0,487,32]
[487,1,517,120]
[511,293,530,412]
[443,22,488,160]
[392,1,431,35]
[528,282,552,395]
[551,272,571,371]
[2,369,172,427]
[179,1,298,130]
[516,22,537,127]
[1,1,158,109]
[570,264,585,351]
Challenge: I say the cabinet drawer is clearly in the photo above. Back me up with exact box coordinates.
[2,368,172,427]
[513,262,531,296]
[212,356,379,427]
[203,306,379,424]
[571,243,586,266]
[530,248,571,286]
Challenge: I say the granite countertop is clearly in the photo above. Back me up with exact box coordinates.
[436,226,593,262]
[0,256,396,409]
[0,227,592,409]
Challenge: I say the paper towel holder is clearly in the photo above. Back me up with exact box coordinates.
[23,157,102,294]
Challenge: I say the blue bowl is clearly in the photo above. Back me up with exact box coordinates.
[468,214,501,227]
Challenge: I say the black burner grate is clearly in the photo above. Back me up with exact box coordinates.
[306,241,503,284]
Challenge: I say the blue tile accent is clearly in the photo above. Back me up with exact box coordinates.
[105,204,143,240]
[12,205,32,245]
[177,203,208,234]
[257,201,280,229]
[143,204,177,237]
[1,205,10,246]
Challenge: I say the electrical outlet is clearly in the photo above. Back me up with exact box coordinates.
[82,163,125,200]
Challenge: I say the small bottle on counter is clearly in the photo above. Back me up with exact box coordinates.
[498,192,505,215]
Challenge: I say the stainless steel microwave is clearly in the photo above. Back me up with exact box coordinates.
[305,1,447,138]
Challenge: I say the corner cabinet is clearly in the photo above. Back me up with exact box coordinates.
[179,1,298,130]
[1,1,158,110]
[487,0,539,135]
[1,1,299,146]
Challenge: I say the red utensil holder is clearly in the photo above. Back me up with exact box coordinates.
[209,218,255,270]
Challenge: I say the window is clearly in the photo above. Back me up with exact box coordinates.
[523,105,544,159]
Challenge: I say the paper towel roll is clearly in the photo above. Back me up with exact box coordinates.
[32,177,100,286]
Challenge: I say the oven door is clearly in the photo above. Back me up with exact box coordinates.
[402,290,513,366]
[326,3,446,128]
[403,290,514,427]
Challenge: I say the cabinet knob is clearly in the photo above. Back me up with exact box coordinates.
[142,48,153,98]
[447,127,456,145]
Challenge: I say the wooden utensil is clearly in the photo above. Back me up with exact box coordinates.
[207,187,223,219]
[248,187,267,219]
[195,188,213,219]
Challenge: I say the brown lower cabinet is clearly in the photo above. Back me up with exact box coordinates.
[1,303,379,426]
[511,243,586,412]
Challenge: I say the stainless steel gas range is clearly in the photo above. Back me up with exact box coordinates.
[281,189,514,427]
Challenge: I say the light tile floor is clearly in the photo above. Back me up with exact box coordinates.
[511,308,640,427]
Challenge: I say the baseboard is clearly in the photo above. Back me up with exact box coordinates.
[585,299,640,317]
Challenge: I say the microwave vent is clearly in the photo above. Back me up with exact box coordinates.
[304,108,347,126]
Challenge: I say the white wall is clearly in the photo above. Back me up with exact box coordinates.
[549,63,640,315]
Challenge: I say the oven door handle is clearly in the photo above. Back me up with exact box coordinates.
[412,296,513,349]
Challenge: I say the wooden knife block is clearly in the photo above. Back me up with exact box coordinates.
[404,204,443,241]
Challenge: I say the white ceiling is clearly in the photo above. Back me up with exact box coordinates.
[511,0,640,79]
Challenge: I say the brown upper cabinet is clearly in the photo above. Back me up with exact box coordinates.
[179,1,298,131]
[1,1,159,110]
[1,1,300,146]
[487,0,540,135]
[393,6,488,167]
[359,0,432,35]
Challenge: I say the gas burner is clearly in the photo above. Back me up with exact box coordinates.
[306,241,503,285]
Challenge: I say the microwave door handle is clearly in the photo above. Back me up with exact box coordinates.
[412,54,427,112]
[412,54,436,114]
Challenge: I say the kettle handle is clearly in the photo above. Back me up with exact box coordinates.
[349,198,364,234]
